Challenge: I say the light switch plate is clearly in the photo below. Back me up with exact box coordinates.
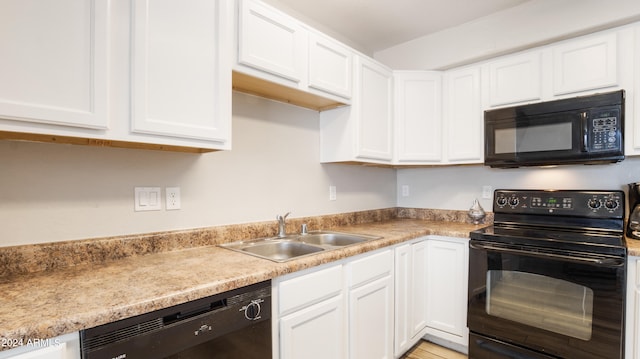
[135,187,162,211]
[482,185,493,199]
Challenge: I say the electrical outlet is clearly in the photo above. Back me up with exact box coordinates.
[166,187,181,210]
[329,186,337,201]
[401,185,410,197]
[134,187,162,211]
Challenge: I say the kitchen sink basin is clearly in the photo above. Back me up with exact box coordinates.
[219,231,382,262]
[240,240,324,262]
[298,231,380,247]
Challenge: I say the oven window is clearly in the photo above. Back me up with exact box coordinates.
[486,270,593,340]
[494,122,572,154]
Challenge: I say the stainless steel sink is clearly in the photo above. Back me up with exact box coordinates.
[240,240,324,262]
[219,231,382,262]
[298,231,380,247]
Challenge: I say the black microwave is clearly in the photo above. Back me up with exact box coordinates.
[484,90,625,168]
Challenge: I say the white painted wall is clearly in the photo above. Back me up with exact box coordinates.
[397,158,640,213]
[0,92,396,247]
[375,0,640,70]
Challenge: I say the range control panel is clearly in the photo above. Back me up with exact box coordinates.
[494,190,624,218]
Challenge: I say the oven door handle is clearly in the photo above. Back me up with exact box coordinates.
[470,242,625,267]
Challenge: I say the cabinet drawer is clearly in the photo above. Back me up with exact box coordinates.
[279,264,343,314]
[347,249,393,288]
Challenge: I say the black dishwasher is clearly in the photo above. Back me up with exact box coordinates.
[80,280,271,359]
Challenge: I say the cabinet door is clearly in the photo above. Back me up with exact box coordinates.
[356,56,394,162]
[394,243,412,356]
[237,0,305,83]
[425,238,468,339]
[0,0,108,129]
[308,32,352,99]
[131,0,231,146]
[410,240,428,339]
[488,51,542,107]
[394,240,428,357]
[625,258,640,359]
[0,332,80,359]
[349,275,394,359]
[444,67,482,163]
[394,71,442,163]
[280,295,346,359]
[553,32,618,95]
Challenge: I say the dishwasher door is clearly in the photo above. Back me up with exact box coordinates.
[81,281,271,359]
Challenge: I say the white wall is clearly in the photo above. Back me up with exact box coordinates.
[397,158,640,213]
[375,0,640,70]
[0,92,396,247]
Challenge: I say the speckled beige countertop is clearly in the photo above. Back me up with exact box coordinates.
[0,211,484,351]
[626,236,640,257]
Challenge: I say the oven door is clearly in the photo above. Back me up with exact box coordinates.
[468,240,626,359]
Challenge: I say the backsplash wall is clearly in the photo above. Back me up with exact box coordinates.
[3,90,639,247]
[0,92,397,247]
[397,158,640,212]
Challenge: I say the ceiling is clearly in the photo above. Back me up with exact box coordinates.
[270,0,530,54]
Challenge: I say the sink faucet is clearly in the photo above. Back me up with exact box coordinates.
[276,212,290,238]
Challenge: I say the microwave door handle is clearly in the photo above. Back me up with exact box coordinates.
[581,111,589,152]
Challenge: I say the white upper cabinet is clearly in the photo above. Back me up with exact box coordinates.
[394,71,442,164]
[131,0,231,148]
[357,57,394,162]
[237,0,305,84]
[552,32,618,96]
[308,32,353,99]
[486,51,542,107]
[320,55,393,164]
[443,66,483,164]
[234,0,351,110]
[0,0,109,130]
[632,25,640,156]
[0,0,232,152]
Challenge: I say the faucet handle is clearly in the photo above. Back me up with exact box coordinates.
[277,212,291,222]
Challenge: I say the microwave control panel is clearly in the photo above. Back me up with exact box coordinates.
[586,108,621,152]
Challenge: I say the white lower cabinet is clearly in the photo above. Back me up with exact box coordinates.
[275,263,346,359]
[274,248,394,359]
[0,332,80,359]
[423,236,469,351]
[274,238,469,358]
[347,249,394,359]
[626,256,640,359]
[394,238,428,357]
[279,294,346,359]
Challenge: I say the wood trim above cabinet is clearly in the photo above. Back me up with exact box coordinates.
[0,131,217,153]
[232,71,347,111]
